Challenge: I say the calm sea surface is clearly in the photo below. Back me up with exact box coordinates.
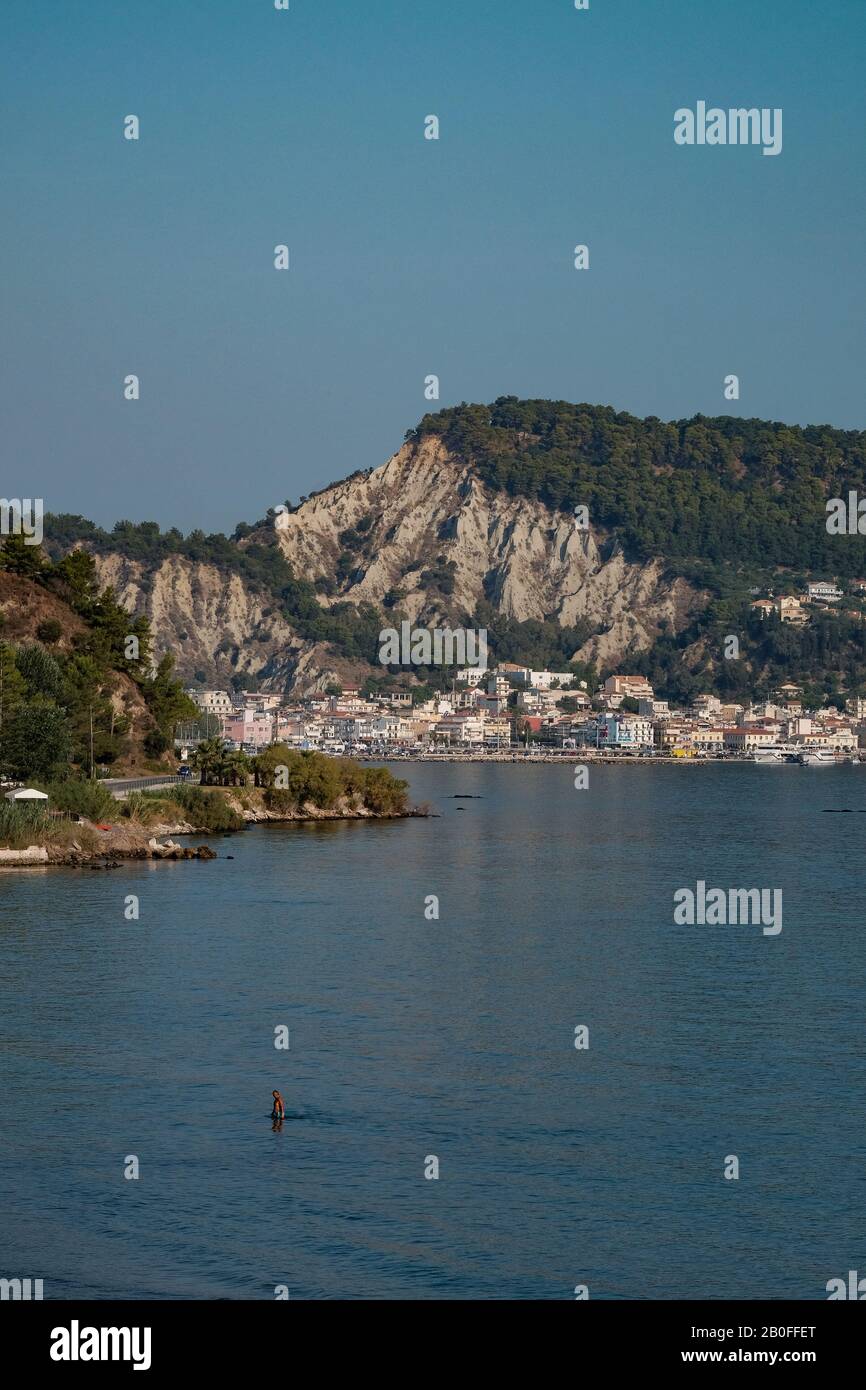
[2,762,865,1300]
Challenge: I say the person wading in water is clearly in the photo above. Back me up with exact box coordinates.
[271,1090,285,1121]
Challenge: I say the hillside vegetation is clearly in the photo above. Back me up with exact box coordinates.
[0,534,196,780]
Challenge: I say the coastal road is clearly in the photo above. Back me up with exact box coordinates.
[102,774,198,799]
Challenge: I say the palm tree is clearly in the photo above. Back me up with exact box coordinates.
[191,737,226,786]
[221,750,250,787]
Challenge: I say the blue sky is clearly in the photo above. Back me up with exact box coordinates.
[2,0,864,533]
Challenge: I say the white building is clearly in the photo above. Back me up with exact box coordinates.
[513,669,575,691]
[692,694,722,718]
[581,714,653,748]
[240,692,282,711]
[188,689,234,715]
[434,713,486,745]
[456,667,487,688]
[487,674,512,698]
[807,582,842,602]
[483,718,512,746]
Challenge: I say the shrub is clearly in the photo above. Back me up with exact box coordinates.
[118,790,161,823]
[36,618,63,643]
[262,787,295,814]
[295,757,342,809]
[36,779,115,820]
[259,752,407,815]
[158,785,244,832]
[359,766,408,814]
[144,728,171,756]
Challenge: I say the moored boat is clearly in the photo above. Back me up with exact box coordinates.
[753,744,799,764]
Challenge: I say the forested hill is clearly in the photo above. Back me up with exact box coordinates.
[46,400,866,587]
[410,399,866,576]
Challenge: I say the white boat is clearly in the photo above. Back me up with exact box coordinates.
[753,744,799,764]
[797,749,839,765]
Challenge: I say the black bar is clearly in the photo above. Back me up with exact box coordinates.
[2,1299,861,1375]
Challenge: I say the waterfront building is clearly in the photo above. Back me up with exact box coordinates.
[582,714,653,749]
[434,712,487,746]
[719,703,745,724]
[239,692,282,712]
[483,718,512,747]
[475,693,508,717]
[692,726,725,752]
[722,726,776,752]
[654,721,695,752]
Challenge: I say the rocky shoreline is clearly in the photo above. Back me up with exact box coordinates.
[0,828,220,869]
[0,800,426,869]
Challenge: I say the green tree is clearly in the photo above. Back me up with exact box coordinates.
[221,749,251,786]
[0,533,45,576]
[252,743,296,787]
[52,548,99,612]
[144,728,171,757]
[144,653,198,736]
[1,703,72,781]
[0,642,26,732]
[16,645,64,700]
[191,737,228,786]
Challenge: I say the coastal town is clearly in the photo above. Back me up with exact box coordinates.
[179,665,866,765]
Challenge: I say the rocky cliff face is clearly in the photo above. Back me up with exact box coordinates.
[92,437,706,691]
[260,437,704,671]
[91,553,299,687]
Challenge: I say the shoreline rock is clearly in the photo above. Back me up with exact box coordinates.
[0,844,50,866]
[0,802,426,869]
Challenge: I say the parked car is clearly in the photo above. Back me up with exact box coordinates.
[178,765,192,779]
